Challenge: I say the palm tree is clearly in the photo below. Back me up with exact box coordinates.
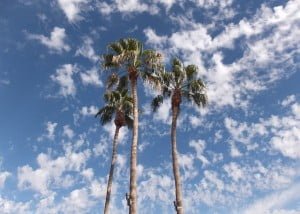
[102,38,163,214]
[96,89,133,214]
[152,58,207,214]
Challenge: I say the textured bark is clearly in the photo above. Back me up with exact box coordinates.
[129,76,138,214]
[104,125,121,214]
[171,104,184,214]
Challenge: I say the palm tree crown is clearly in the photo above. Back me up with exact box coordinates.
[96,89,133,128]
[152,58,207,111]
[103,38,163,88]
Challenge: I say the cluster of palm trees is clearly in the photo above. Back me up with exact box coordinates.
[96,38,207,214]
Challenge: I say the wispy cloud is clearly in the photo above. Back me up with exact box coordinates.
[57,0,90,22]
[27,27,70,54]
[75,37,98,62]
[51,64,77,97]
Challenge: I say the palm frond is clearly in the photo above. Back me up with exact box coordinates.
[119,39,129,50]
[109,42,123,55]
[97,87,133,128]
[106,73,119,89]
[185,64,197,81]
[162,86,172,97]
[149,56,207,112]
[102,54,118,68]
[103,91,112,103]
[188,79,205,93]
[192,93,208,107]
[172,58,182,67]
[95,105,115,125]
[117,75,129,91]
[142,71,161,89]
[171,58,183,85]
[151,95,164,112]
[125,114,133,129]
[127,38,140,51]
[161,71,173,87]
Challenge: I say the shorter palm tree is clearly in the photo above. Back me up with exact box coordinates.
[102,38,163,214]
[152,58,207,214]
[96,89,133,214]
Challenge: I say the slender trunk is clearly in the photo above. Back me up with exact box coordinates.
[171,105,184,214]
[129,78,138,214]
[104,126,121,214]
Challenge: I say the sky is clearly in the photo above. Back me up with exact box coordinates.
[0,0,299,213]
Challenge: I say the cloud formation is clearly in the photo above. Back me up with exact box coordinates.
[57,0,90,22]
[51,64,77,97]
[27,27,70,53]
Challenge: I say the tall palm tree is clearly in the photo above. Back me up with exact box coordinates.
[96,89,133,214]
[152,58,207,214]
[102,38,163,214]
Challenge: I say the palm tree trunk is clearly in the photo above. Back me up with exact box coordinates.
[104,125,121,214]
[129,78,138,214]
[171,105,184,214]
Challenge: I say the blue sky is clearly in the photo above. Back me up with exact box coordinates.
[0,0,299,213]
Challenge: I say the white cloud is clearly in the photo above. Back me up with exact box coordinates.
[225,99,300,159]
[223,162,244,182]
[0,171,10,188]
[229,140,242,157]
[154,0,176,10]
[214,130,223,142]
[224,117,267,145]
[80,105,98,116]
[81,168,94,181]
[27,27,70,53]
[93,140,108,158]
[89,179,106,198]
[144,0,300,110]
[115,0,159,14]
[243,183,300,214]
[60,188,95,213]
[138,141,150,152]
[80,67,102,87]
[57,0,90,22]
[270,126,300,159]
[0,196,31,213]
[46,122,58,140]
[116,154,127,176]
[97,0,159,16]
[292,103,300,119]
[204,170,225,191]
[189,115,203,128]
[35,192,57,213]
[209,152,223,163]
[153,98,171,124]
[194,0,233,9]
[96,2,114,15]
[63,125,74,139]
[144,28,167,48]
[187,159,297,210]
[38,121,58,141]
[179,153,197,180]
[18,150,91,195]
[75,37,98,62]
[138,168,173,209]
[33,177,106,213]
[189,139,209,166]
[103,122,128,144]
[51,64,77,97]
